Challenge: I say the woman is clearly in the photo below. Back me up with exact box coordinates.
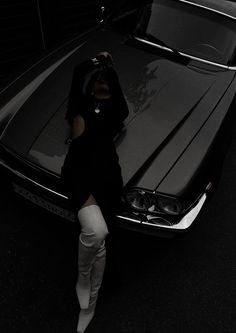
[61,51,129,332]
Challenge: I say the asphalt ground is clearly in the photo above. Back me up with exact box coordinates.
[0,136,236,333]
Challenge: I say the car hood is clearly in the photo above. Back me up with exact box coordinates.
[1,29,234,190]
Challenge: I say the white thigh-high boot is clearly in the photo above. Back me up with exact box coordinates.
[76,205,108,333]
[77,241,106,333]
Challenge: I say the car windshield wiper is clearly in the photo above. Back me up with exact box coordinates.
[135,32,182,57]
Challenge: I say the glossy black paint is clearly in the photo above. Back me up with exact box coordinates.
[0,0,236,233]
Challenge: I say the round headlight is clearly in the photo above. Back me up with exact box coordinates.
[125,189,151,211]
[157,196,182,215]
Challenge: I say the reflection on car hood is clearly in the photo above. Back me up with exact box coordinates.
[0,29,234,189]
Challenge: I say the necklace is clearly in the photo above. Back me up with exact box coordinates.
[94,99,101,114]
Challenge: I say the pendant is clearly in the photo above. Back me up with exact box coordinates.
[95,107,100,114]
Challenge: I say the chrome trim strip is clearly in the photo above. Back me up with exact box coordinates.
[0,154,207,230]
[116,193,207,231]
[134,37,236,71]
[179,0,236,21]
[0,159,68,200]
[116,215,141,224]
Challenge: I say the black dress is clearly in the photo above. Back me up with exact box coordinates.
[61,59,129,219]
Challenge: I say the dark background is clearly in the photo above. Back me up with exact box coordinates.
[0,0,114,85]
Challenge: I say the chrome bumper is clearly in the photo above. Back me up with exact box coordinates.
[0,157,207,232]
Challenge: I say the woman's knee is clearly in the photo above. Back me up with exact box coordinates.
[78,205,109,248]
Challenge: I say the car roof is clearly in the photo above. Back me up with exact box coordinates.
[179,0,236,20]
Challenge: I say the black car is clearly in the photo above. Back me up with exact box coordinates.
[1,0,236,236]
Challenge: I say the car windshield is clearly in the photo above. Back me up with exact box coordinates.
[110,0,236,66]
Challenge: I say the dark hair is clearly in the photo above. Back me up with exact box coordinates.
[84,65,115,95]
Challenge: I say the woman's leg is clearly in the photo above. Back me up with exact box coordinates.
[76,195,109,333]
